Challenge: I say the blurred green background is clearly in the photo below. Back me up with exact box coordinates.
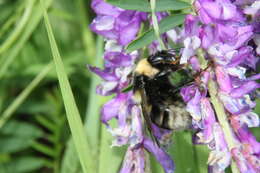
[0,0,259,173]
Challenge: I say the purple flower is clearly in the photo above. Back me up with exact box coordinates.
[218,92,255,115]
[195,0,243,24]
[231,147,260,173]
[90,0,147,46]
[120,147,145,173]
[207,124,231,173]
[228,46,258,69]
[230,81,260,98]
[200,98,216,143]
[180,15,201,64]
[89,0,260,172]
[89,41,138,96]
[120,137,175,173]
[215,65,233,93]
[143,138,175,173]
[181,0,260,172]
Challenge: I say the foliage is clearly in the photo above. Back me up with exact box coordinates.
[0,0,258,173]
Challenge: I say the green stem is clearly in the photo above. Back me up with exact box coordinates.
[85,36,104,172]
[0,0,53,80]
[197,49,240,173]
[0,0,35,54]
[0,3,25,38]
[75,0,96,64]
[150,0,166,50]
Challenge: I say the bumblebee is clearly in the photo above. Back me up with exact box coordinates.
[133,50,192,142]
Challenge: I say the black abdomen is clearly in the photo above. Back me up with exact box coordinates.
[136,74,191,130]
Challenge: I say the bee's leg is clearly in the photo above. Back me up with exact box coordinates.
[133,75,147,92]
[150,103,170,129]
[150,104,176,130]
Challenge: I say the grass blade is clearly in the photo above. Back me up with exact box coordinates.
[60,36,104,173]
[40,1,95,172]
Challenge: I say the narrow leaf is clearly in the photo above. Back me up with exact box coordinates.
[31,141,56,157]
[0,120,43,138]
[0,156,45,173]
[0,120,43,154]
[61,36,104,173]
[106,0,190,12]
[0,137,34,154]
[40,1,95,173]
[127,14,185,52]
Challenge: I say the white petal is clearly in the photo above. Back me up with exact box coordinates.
[166,29,178,43]
[191,36,201,49]
[105,39,123,52]
[95,16,115,30]
[226,66,246,79]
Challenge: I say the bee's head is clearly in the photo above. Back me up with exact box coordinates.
[147,50,180,71]
[134,50,182,78]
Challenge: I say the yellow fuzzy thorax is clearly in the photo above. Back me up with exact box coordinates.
[134,59,159,77]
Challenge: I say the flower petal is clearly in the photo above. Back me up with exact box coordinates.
[88,66,117,81]
[230,81,260,98]
[143,138,175,173]
[120,147,145,173]
[215,66,232,93]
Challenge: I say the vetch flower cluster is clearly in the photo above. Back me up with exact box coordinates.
[89,0,260,173]
[89,0,174,172]
[180,0,260,172]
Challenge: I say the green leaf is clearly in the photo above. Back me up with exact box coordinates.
[0,121,43,154]
[106,0,190,12]
[61,141,82,173]
[194,145,209,173]
[31,141,56,157]
[0,156,45,173]
[40,1,95,172]
[98,124,126,173]
[169,131,200,173]
[127,14,185,52]
[0,120,43,138]
[0,137,34,154]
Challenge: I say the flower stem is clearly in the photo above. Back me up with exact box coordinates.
[197,49,240,173]
[150,0,166,50]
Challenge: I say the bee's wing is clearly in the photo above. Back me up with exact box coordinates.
[139,89,160,147]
